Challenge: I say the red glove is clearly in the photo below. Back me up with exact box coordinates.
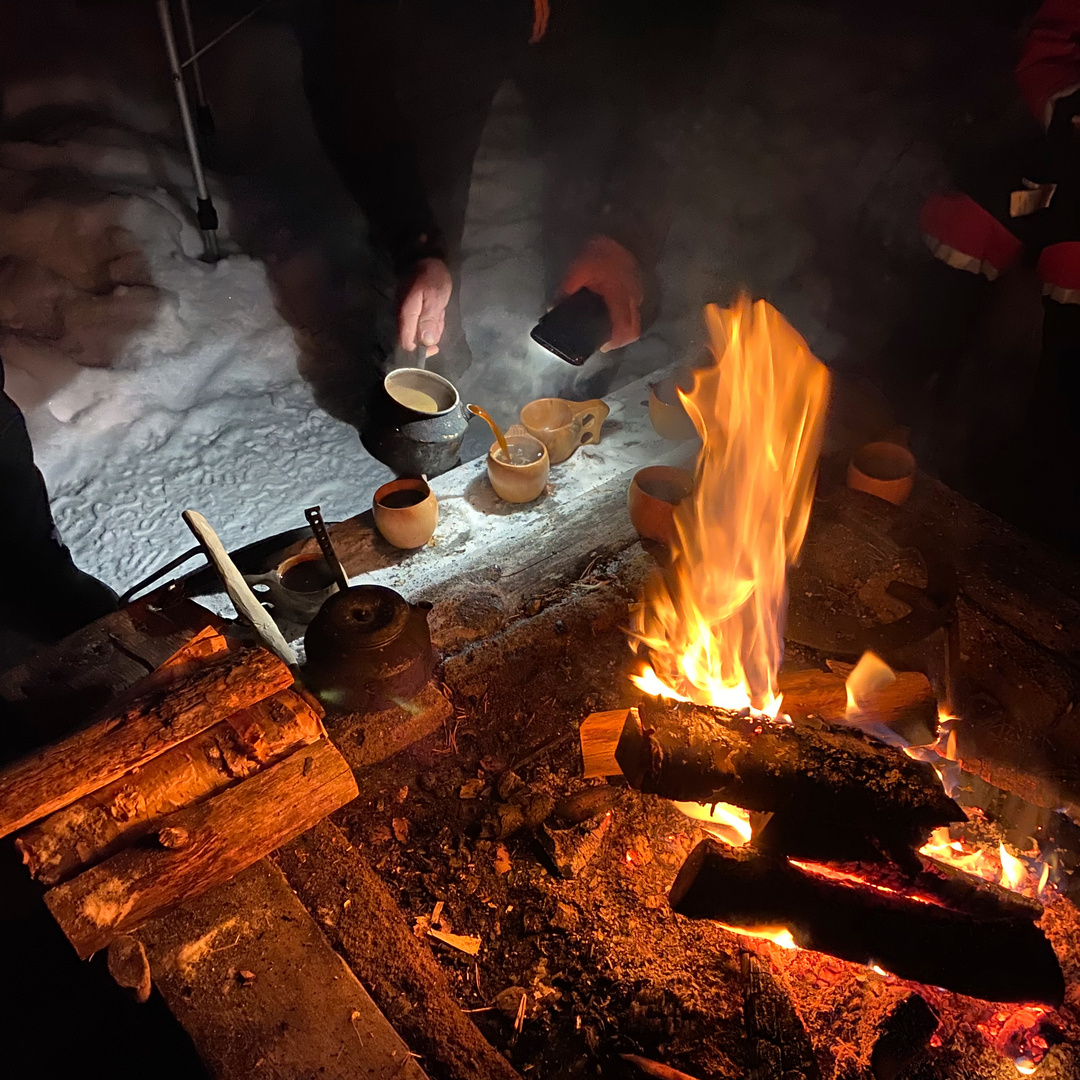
[558,235,644,352]
[398,257,453,354]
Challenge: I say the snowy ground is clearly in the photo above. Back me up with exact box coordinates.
[0,0,1021,598]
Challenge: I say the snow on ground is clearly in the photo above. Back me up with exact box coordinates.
[0,0,1018,598]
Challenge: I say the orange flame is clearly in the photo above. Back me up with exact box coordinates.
[714,922,799,950]
[631,298,830,714]
[674,800,753,846]
[845,652,897,718]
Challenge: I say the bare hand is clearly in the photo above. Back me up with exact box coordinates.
[398,258,453,353]
[558,235,644,352]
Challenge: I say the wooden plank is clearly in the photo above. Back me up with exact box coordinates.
[274,820,522,1080]
[0,645,293,838]
[136,859,428,1080]
[17,688,323,886]
[251,368,695,636]
[45,738,358,959]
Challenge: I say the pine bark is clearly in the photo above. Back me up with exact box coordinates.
[44,737,357,959]
[0,645,293,838]
[17,688,322,885]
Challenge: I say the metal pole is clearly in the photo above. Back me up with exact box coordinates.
[177,0,214,138]
[156,0,220,262]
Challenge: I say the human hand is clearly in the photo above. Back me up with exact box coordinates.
[398,258,453,354]
[558,235,644,352]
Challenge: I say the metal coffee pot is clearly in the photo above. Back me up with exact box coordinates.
[302,584,435,713]
[360,368,474,478]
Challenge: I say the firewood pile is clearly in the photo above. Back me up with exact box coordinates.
[0,626,357,958]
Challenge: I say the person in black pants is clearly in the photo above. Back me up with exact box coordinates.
[295,0,718,379]
[0,358,117,646]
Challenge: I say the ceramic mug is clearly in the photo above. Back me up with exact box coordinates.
[519,397,610,464]
[847,442,916,506]
[245,552,340,626]
[627,465,694,545]
[373,477,439,549]
[487,427,550,503]
[649,373,698,442]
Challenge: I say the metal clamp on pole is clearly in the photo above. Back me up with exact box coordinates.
[156,0,220,262]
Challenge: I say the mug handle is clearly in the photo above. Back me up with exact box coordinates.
[571,399,610,445]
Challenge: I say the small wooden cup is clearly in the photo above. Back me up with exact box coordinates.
[628,465,694,545]
[519,397,609,464]
[649,374,698,442]
[847,442,916,506]
[487,429,550,503]
[373,478,439,548]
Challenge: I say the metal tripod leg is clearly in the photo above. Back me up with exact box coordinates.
[156,0,220,262]
[177,0,215,141]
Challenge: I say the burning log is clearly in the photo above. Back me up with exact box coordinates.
[669,839,1065,1006]
[616,699,963,864]
[0,645,294,838]
[16,688,323,886]
[44,737,357,959]
[777,668,938,747]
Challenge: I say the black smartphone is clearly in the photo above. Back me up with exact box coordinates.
[530,287,612,366]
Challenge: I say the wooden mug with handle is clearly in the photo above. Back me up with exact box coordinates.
[519,398,609,464]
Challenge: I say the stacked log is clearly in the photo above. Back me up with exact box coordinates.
[0,628,357,958]
[614,690,963,864]
[670,839,1065,1006]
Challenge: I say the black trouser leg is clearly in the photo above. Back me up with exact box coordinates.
[0,360,116,643]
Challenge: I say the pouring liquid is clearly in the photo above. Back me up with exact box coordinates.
[494,444,545,466]
[467,403,511,461]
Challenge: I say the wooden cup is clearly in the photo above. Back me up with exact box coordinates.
[519,397,609,464]
[627,465,694,545]
[373,478,439,548]
[846,442,916,506]
[649,374,698,441]
[487,429,550,503]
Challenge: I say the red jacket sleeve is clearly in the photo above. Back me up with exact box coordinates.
[1016,0,1080,126]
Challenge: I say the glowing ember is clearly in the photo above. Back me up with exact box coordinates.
[981,1005,1051,1076]
[674,800,753,846]
[631,298,830,715]
[714,922,798,950]
[789,858,943,907]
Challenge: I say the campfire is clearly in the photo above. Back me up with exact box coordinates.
[584,297,1068,1072]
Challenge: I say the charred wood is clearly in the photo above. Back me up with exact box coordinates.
[870,994,939,1080]
[617,700,963,864]
[740,950,820,1080]
[669,840,1065,1006]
